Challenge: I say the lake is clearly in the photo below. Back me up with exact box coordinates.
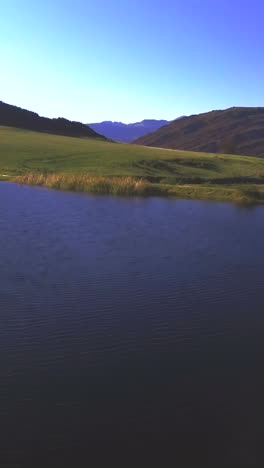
[1,182,264,466]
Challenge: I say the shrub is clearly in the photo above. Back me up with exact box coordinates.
[238,184,261,201]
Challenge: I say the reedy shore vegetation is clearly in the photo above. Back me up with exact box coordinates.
[12,173,162,196]
[2,126,264,203]
[11,173,264,203]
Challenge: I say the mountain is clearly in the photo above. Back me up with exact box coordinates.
[0,101,105,139]
[134,107,264,158]
[88,119,170,142]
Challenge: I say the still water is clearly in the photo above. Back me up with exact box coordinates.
[1,182,264,466]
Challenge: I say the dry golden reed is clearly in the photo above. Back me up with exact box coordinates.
[13,173,163,196]
[12,173,262,203]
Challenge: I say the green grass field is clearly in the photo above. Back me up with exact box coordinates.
[2,125,264,202]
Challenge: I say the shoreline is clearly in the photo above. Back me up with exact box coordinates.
[7,173,264,204]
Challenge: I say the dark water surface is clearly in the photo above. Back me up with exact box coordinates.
[1,182,264,466]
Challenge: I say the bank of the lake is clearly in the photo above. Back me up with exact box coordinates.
[10,172,264,204]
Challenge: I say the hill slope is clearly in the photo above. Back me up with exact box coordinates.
[134,107,264,158]
[88,119,169,142]
[1,125,264,180]
[2,125,264,202]
[0,101,105,139]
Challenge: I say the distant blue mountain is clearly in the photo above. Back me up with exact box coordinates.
[87,119,172,143]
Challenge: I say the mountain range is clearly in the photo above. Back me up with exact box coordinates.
[134,107,264,158]
[88,119,171,142]
[0,101,105,140]
[2,101,264,159]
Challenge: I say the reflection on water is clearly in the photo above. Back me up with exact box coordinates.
[1,182,264,466]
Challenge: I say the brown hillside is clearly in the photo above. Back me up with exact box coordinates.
[134,107,264,157]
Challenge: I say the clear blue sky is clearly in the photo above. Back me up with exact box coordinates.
[1,0,263,123]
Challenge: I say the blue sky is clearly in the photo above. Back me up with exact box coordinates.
[1,0,263,123]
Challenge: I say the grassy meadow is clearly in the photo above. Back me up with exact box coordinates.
[2,125,264,202]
